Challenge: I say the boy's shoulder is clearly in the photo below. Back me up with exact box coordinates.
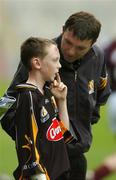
[16,83,37,91]
[16,83,39,103]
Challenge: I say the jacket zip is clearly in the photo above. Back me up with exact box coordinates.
[73,70,78,138]
[75,70,78,81]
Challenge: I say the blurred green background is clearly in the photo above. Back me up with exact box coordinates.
[0,81,116,180]
[0,81,17,179]
[86,106,116,180]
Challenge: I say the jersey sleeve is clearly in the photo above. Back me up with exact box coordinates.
[14,91,48,179]
[59,120,77,144]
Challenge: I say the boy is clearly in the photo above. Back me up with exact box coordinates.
[13,37,73,180]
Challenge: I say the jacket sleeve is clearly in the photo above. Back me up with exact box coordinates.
[91,47,111,124]
[6,61,28,97]
[97,61,111,105]
[1,62,28,136]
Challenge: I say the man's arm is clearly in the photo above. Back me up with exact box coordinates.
[91,47,111,124]
[6,61,28,97]
[97,62,111,106]
[1,61,28,135]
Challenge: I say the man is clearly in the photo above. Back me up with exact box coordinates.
[1,12,110,180]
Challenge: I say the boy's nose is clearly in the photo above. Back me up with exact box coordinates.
[58,61,61,69]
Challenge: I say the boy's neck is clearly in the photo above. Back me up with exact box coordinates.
[26,72,44,94]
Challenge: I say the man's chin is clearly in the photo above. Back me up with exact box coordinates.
[65,58,77,63]
[63,55,76,63]
[65,55,83,62]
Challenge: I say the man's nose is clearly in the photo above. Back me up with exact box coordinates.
[68,47,76,56]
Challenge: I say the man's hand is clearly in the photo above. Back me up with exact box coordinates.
[30,173,47,180]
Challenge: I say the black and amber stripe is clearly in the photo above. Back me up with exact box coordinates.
[59,121,76,144]
[99,76,108,90]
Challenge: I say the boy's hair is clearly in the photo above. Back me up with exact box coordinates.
[63,11,101,43]
[21,37,56,70]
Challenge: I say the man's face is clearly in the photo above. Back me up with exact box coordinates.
[41,44,61,82]
[61,29,93,63]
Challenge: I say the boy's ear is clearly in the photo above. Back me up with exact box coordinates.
[31,57,41,69]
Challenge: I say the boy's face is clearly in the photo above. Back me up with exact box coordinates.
[61,29,93,62]
[40,44,61,82]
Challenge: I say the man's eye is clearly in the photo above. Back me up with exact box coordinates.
[77,47,86,51]
[65,39,72,45]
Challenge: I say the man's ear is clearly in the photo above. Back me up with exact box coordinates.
[31,57,41,69]
[92,40,96,45]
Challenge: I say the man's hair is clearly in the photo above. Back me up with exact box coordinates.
[63,11,101,43]
[21,37,56,70]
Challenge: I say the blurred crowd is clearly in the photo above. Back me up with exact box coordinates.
[86,39,116,180]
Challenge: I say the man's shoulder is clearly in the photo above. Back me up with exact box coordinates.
[53,35,61,45]
[92,44,104,60]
